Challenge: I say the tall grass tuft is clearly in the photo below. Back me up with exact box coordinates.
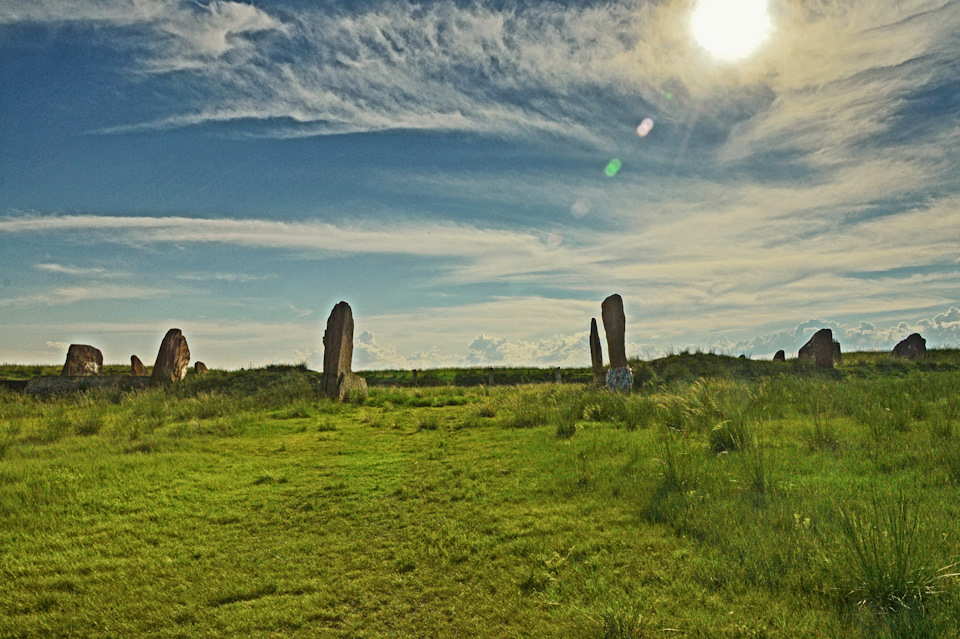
[833,493,956,624]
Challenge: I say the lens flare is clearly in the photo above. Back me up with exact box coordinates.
[604,159,622,177]
[636,118,654,137]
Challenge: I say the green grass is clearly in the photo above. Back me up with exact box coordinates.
[1,356,960,637]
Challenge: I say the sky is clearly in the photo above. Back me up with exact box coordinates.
[2,0,960,370]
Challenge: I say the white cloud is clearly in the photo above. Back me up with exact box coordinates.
[34,263,118,277]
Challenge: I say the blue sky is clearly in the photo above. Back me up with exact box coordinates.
[2,0,960,369]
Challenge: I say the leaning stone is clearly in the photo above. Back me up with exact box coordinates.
[195,361,208,375]
[773,350,786,362]
[62,344,102,376]
[892,333,926,360]
[130,355,147,376]
[151,328,191,383]
[321,301,367,401]
[590,318,604,386]
[798,328,841,368]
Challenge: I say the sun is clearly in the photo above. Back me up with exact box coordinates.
[691,0,772,62]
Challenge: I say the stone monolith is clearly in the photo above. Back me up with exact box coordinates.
[798,328,841,368]
[892,333,926,360]
[130,355,147,376]
[773,350,786,362]
[62,344,102,376]
[589,318,604,385]
[601,294,628,369]
[321,301,368,401]
[151,328,190,383]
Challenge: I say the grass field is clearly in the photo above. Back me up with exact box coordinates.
[1,353,959,638]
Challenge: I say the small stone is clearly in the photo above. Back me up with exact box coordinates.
[195,361,208,375]
[151,328,191,383]
[773,350,786,362]
[892,333,926,360]
[798,328,841,368]
[62,344,103,377]
[130,355,147,376]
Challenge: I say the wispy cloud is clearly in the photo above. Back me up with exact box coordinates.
[34,263,120,277]
[0,284,168,307]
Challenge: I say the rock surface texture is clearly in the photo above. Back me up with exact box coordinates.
[61,344,103,376]
[892,333,926,360]
[798,328,841,368]
[130,355,147,376]
[321,301,368,401]
[590,318,604,385]
[151,328,191,383]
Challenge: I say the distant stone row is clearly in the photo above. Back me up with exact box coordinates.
[777,329,926,368]
[588,294,929,386]
[60,328,205,382]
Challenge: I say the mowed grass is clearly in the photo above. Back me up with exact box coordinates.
[1,357,959,638]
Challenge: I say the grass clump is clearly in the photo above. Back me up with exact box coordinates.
[833,493,957,633]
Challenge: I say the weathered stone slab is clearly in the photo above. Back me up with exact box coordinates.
[590,318,604,385]
[131,355,147,376]
[554,367,562,383]
[798,328,841,368]
[892,333,926,360]
[601,294,628,369]
[321,301,368,401]
[151,328,190,383]
[62,344,102,377]
[773,350,786,362]
[195,361,208,375]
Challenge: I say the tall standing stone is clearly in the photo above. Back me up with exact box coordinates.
[798,328,841,368]
[322,301,368,401]
[892,333,926,360]
[151,328,191,383]
[62,344,103,376]
[130,355,147,376]
[589,318,604,385]
[601,294,628,369]
[554,367,562,383]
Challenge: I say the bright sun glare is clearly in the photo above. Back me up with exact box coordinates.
[691,0,772,62]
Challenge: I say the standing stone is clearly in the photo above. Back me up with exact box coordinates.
[412,369,419,387]
[601,294,628,369]
[554,367,562,383]
[321,301,368,401]
[487,368,495,386]
[151,328,191,383]
[61,344,102,376]
[590,318,604,385]
[773,350,786,362]
[195,361,208,375]
[130,355,147,376]
[601,295,633,392]
[892,333,926,360]
[798,328,841,368]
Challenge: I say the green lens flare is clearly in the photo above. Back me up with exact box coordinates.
[604,159,622,177]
